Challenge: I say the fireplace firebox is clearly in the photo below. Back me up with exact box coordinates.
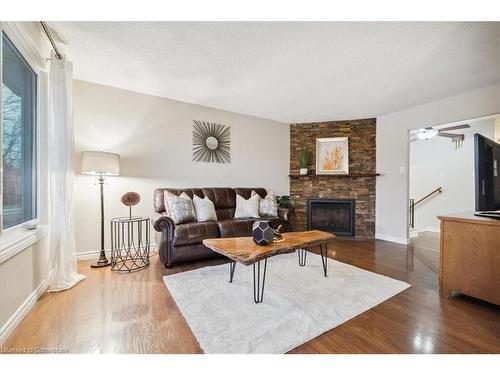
[307,198,355,236]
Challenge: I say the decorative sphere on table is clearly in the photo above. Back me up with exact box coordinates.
[121,192,141,218]
[252,220,275,246]
[121,192,141,206]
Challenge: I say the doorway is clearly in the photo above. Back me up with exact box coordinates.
[407,114,499,271]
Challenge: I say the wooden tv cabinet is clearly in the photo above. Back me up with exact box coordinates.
[438,212,500,306]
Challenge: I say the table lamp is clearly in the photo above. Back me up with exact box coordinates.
[81,151,120,268]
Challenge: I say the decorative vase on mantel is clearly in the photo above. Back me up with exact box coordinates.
[298,148,310,175]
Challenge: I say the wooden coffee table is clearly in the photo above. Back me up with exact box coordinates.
[203,230,336,303]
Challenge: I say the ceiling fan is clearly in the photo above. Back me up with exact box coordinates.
[409,124,471,149]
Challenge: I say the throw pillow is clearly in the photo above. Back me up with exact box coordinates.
[164,191,196,224]
[193,195,217,222]
[234,194,260,219]
[252,190,278,218]
[163,191,172,218]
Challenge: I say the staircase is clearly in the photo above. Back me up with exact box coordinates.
[408,186,442,229]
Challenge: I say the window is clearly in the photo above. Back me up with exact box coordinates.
[1,32,37,229]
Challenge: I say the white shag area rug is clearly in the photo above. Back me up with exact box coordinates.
[164,252,410,353]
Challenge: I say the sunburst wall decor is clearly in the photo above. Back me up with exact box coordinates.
[192,120,231,163]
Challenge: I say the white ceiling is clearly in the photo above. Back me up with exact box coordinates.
[48,22,500,123]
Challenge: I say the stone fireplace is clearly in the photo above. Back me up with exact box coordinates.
[307,198,356,236]
[289,118,376,238]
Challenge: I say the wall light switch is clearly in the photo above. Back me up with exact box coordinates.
[399,166,405,174]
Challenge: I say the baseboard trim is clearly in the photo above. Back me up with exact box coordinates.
[76,249,112,260]
[0,279,48,345]
[375,233,410,245]
[76,244,157,260]
[408,230,418,239]
[415,226,441,234]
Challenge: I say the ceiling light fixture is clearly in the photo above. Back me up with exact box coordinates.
[416,128,438,140]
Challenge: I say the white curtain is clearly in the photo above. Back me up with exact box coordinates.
[47,52,86,292]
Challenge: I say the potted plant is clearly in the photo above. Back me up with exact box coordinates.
[298,148,310,175]
[277,196,294,212]
[276,195,295,223]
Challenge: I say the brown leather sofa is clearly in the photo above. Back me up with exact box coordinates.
[152,187,293,268]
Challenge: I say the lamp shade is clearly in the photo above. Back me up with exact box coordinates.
[81,151,120,176]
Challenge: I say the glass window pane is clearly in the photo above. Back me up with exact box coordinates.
[2,32,37,229]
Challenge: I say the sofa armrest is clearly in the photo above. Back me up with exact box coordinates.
[152,213,175,232]
[278,207,294,222]
[153,213,176,267]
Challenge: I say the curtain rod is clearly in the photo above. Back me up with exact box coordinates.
[40,21,63,60]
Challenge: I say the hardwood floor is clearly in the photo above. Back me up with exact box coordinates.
[2,239,500,353]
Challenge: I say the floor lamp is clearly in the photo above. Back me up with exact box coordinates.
[81,151,121,268]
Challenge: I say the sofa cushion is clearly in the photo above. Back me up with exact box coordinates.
[252,189,278,218]
[173,221,219,246]
[234,194,260,219]
[193,195,217,222]
[201,187,236,209]
[201,187,236,220]
[155,187,267,215]
[216,219,255,238]
[214,208,235,220]
[164,191,196,224]
[154,188,203,213]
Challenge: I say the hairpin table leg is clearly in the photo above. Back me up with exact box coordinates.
[320,243,328,277]
[229,261,236,283]
[253,259,267,303]
[297,248,307,266]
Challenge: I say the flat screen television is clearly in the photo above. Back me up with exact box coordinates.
[474,133,500,212]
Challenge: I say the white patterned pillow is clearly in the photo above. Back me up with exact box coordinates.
[164,191,196,224]
[163,191,172,217]
[252,190,278,218]
[163,191,190,218]
[193,195,217,222]
[234,194,260,219]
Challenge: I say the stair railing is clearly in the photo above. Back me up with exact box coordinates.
[408,187,443,229]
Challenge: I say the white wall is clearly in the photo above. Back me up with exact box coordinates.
[0,236,49,342]
[73,80,290,254]
[376,84,500,244]
[409,118,496,232]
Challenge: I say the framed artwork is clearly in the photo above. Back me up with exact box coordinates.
[315,137,349,174]
[192,120,231,163]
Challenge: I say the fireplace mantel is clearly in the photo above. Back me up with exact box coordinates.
[289,172,380,178]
